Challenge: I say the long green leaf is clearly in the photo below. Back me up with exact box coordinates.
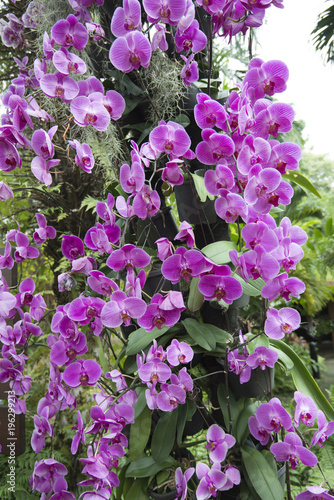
[182,318,216,350]
[233,274,265,296]
[270,339,334,420]
[284,170,321,198]
[188,278,205,311]
[202,240,238,264]
[151,409,178,463]
[126,326,170,355]
[190,173,215,202]
[241,446,284,500]
[129,406,152,460]
[125,456,176,478]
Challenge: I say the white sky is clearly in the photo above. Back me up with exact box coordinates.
[256,0,334,160]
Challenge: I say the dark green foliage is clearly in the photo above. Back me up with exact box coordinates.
[312,2,334,63]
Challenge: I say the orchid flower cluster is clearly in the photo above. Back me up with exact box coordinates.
[1,0,334,499]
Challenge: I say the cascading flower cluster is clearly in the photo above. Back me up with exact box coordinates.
[1,0,334,499]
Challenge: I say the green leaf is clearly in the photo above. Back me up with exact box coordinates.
[233,275,265,297]
[182,318,216,350]
[124,478,150,500]
[126,326,170,356]
[129,406,152,460]
[284,170,321,198]
[270,339,334,420]
[235,403,259,444]
[190,173,215,202]
[325,217,333,236]
[125,456,176,478]
[134,386,148,419]
[94,336,109,374]
[151,409,178,463]
[173,113,190,128]
[217,383,240,432]
[202,240,238,264]
[241,446,284,500]
[269,344,294,371]
[188,278,205,311]
[245,333,269,355]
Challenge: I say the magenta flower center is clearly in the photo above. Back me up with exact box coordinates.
[268,122,280,135]
[69,62,78,73]
[212,148,223,161]
[282,323,292,333]
[159,5,170,19]
[268,193,279,206]
[55,86,64,97]
[5,155,17,167]
[65,34,73,44]
[85,113,97,125]
[80,373,89,386]
[124,20,135,31]
[23,293,33,304]
[270,417,281,431]
[301,412,312,425]
[129,51,140,68]
[264,79,275,94]
[215,288,226,301]
[276,159,287,174]
[87,306,97,318]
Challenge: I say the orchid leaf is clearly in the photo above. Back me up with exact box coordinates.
[124,478,150,500]
[126,326,170,356]
[241,446,284,500]
[151,409,178,463]
[125,456,176,478]
[202,240,238,264]
[233,275,265,296]
[182,318,216,350]
[188,278,205,311]
[129,406,152,460]
[284,170,321,198]
[235,403,259,444]
[270,339,334,420]
[190,172,215,202]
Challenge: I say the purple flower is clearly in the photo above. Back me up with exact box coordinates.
[120,160,145,193]
[30,458,68,495]
[166,339,193,366]
[40,73,79,102]
[70,96,111,131]
[31,126,57,160]
[61,235,85,261]
[0,181,14,201]
[51,14,88,51]
[71,410,85,454]
[138,358,171,386]
[151,23,168,51]
[87,270,118,296]
[86,21,105,40]
[295,486,334,500]
[109,31,151,73]
[175,466,195,500]
[255,397,293,433]
[149,120,191,158]
[198,269,243,304]
[157,383,186,411]
[174,221,195,248]
[31,415,54,453]
[0,241,14,269]
[251,99,295,139]
[0,137,22,172]
[33,214,56,245]
[143,0,187,25]
[89,89,125,120]
[205,424,236,463]
[215,190,248,224]
[246,346,278,370]
[180,53,199,86]
[261,272,306,301]
[294,391,317,427]
[111,0,142,37]
[204,164,235,195]
[267,140,302,174]
[264,307,301,340]
[195,93,227,130]
[161,160,184,185]
[106,244,151,271]
[69,139,95,173]
[242,58,289,103]
[63,359,101,388]
[31,157,60,187]
[133,185,161,219]
[161,247,206,283]
[248,415,271,445]
[270,432,318,469]
[175,19,207,53]
[101,290,147,328]
[310,410,334,448]
[137,293,184,331]
[53,47,87,75]
[156,237,173,261]
[84,224,112,254]
[196,129,235,165]
[196,462,228,500]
